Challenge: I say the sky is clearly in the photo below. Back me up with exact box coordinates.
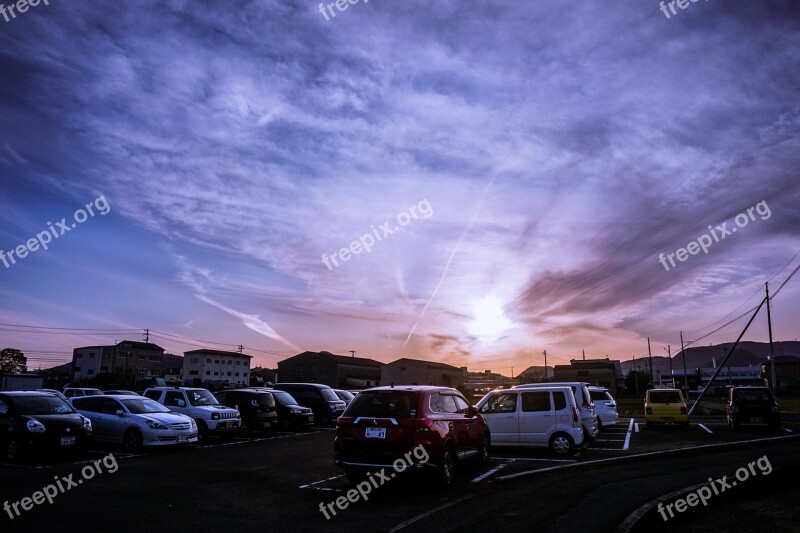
[0,0,799,375]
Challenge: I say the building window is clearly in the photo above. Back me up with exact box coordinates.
[236,360,241,366]
[76,354,83,359]
[205,371,211,376]
[137,368,145,375]
[243,372,248,378]
[400,366,406,371]
[89,353,96,358]
[235,372,239,377]
[227,372,232,377]
[87,369,94,375]
[214,360,219,364]
[189,370,199,376]
[214,372,219,376]
[139,354,145,360]
[206,358,211,363]
[190,358,199,364]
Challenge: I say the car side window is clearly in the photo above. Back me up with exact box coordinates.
[0,399,8,415]
[144,390,161,401]
[429,393,445,413]
[215,392,227,403]
[164,391,184,406]
[482,394,517,414]
[439,395,459,414]
[453,396,471,413]
[521,391,551,412]
[75,398,101,412]
[289,389,306,400]
[102,398,121,415]
[552,392,567,411]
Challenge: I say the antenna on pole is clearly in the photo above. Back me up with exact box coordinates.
[582,349,585,361]
[144,329,149,343]
[350,350,356,358]
[766,282,777,393]
[543,350,548,380]
[237,345,243,354]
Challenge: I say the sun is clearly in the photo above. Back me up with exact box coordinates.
[467,295,514,343]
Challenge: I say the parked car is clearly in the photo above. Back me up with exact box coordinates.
[248,388,314,429]
[0,392,92,462]
[272,383,346,426]
[588,386,618,430]
[70,395,198,451]
[334,386,490,486]
[104,390,139,396]
[476,386,583,456]
[727,386,780,431]
[332,389,355,406]
[214,389,278,432]
[32,389,68,401]
[63,387,104,398]
[143,387,241,439]
[644,388,689,427]
[513,382,598,439]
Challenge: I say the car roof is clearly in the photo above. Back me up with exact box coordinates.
[0,391,58,397]
[361,386,458,393]
[274,383,332,389]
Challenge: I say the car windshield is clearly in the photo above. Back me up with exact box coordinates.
[187,390,219,406]
[252,394,275,407]
[336,390,355,401]
[122,398,171,414]
[14,396,74,415]
[83,389,103,396]
[650,391,682,403]
[344,392,420,418]
[320,388,339,402]
[590,390,613,401]
[270,390,298,406]
[736,389,772,402]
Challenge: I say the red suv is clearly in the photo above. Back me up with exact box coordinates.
[334,386,490,485]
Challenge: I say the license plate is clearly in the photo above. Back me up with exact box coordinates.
[662,417,674,423]
[177,435,188,443]
[365,427,386,439]
[226,421,238,428]
[751,417,762,423]
[308,415,314,422]
[60,436,76,446]
[263,421,271,428]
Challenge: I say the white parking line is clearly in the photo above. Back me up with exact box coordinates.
[622,418,634,451]
[389,496,473,532]
[635,423,640,433]
[494,457,577,463]
[471,459,514,483]
[299,474,345,489]
[697,423,713,434]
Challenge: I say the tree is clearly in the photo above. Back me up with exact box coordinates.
[624,370,651,395]
[0,348,27,374]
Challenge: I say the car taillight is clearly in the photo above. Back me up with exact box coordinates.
[680,407,687,415]
[416,419,434,432]
[582,400,591,408]
[571,406,579,426]
[645,407,652,414]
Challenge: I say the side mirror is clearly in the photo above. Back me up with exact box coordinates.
[177,400,186,408]
[467,406,479,417]
[115,410,125,417]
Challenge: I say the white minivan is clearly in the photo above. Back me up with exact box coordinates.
[476,386,584,456]
[513,382,598,439]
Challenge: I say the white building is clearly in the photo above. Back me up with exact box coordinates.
[183,349,253,388]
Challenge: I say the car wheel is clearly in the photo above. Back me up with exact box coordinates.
[478,435,491,467]
[123,428,144,453]
[437,445,456,486]
[195,419,209,441]
[550,433,575,457]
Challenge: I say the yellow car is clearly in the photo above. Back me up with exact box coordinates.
[644,389,689,427]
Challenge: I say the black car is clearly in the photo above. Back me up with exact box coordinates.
[0,392,93,462]
[215,389,278,432]
[727,387,781,430]
[272,383,346,426]
[254,388,314,429]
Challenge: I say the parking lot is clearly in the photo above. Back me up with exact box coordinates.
[2,414,797,532]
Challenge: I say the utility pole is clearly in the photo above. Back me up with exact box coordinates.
[665,345,674,387]
[543,350,548,380]
[647,337,654,388]
[144,329,149,343]
[582,349,586,361]
[349,350,356,358]
[632,354,639,395]
[766,282,777,393]
[680,331,688,396]
[237,345,243,354]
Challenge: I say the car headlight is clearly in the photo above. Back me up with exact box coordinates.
[289,408,302,414]
[146,420,168,430]
[211,412,220,420]
[190,419,197,429]
[82,416,92,431]
[235,411,240,418]
[26,419,46,433]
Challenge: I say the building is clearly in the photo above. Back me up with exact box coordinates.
[517,365,554,383]
[183,349,253,388]
[161,353,184,383]
[382,358,464,388]
[553,358,625,395]
[762,355,800,393]
[72,341,165,383]
[277,351,383,389]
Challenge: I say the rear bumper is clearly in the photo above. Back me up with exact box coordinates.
[645,414,689,424]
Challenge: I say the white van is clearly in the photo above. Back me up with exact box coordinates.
[513,382,598,439]
[476,386,584,456]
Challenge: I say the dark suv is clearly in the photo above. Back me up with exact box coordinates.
[727,386,780,431]
[215,389,278,432]
[334,386,490,485]
[272,383,346,426]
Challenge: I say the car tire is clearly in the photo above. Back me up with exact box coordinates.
[196,419,209,441]
[437,444,456,486]
[123,428,144,453]
[550,432,575,457]
[478,435,491,467]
